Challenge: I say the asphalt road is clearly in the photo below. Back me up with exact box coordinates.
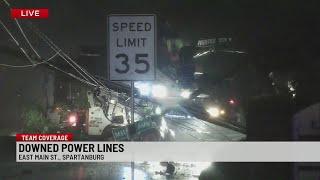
[165,115,246,142]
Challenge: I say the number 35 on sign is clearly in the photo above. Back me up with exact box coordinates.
[108,15,156,81]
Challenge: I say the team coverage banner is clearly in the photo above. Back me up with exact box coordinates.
[16,134,320,162]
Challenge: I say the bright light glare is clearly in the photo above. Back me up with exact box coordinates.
[135,82,151,96]
[160,118,167,132]
[220,110,225,115]
[206,107,220,117]
[229,99,235,105]
[110,99,116,104]
[169,129,175,137]
[151,85,167,98]
[194,72,204,75]
[160,131,165,138]
[180,89,192,99]
[155,106,162,115]
[194,50,211,58]
[160,118,168,138]
[69,115,77,123]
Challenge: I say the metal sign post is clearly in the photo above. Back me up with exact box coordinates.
[130,81,135,180]
[131,81,135,124]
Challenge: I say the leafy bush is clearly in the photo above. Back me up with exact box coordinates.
[23,108,47,133]
[22,106,58,133]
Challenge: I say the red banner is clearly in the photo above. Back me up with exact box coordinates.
[16,134,73,141]
[11,8,49,19]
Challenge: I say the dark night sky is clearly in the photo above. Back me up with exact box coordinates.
[1,0,319,71]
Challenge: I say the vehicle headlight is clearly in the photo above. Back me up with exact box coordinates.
[180,89,192,99]
[206,107,220,117]
[68,115,77,126]
[69,115,77,123]
[155,106,162,115]
[151,84,168,98]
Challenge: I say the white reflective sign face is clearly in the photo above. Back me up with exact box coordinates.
[108,15,156,81]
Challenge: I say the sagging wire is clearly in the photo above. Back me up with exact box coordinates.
[24,23,128,104]
[16,21,92,83]
[0,17,96,87]
[14,19,41,59]
[26,22,105,88]
[1,0,103,88]
[46,63,97,87]
[0,51,59,68]
[0,18,33,64]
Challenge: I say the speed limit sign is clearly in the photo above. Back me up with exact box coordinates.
[108,14,156,81]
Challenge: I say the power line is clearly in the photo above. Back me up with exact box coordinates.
[2,0,9,6]
[34,29,91,83]
[1,0,101,87]
[0,17,96,87]
[14,19,41,59]
[0,0,35,64]
[26,22,105,87]
[3,0,40,59]
[0,19,33,63]
[0,51,59,68]
[12,19,93,84]
[27,23,101,83]
[0,18,62,68]
[49,38,106,87]
[46,62,97,87]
